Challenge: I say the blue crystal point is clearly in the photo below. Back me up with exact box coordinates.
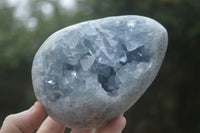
[32,15,168,129]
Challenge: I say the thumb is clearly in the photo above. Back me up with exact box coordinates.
[0,102,46,133]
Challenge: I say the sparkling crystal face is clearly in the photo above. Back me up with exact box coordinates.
[32,15,168,129]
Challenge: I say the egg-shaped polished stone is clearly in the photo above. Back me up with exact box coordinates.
[32,15,168,129]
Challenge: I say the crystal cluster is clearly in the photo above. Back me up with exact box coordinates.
[32,15,168,129]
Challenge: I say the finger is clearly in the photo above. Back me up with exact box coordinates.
[37,116,65,133]
[70,128,96,133]
[0,102,46,133]
[96,116,126,133]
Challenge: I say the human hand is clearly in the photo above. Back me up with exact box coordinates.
[0,102,126,133]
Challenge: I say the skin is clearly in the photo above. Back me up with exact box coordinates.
[0,102,126,133]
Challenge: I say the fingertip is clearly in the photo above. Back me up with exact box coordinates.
[23,101,46,123]
[29,101,46,116]
[37,116,65,133]
[70,129,96,133]
[110,116,126,131]
[118,116,126,125]
[98,116,126,133]
[119,116,126,130]
[16,101,46,132]
[32,101,43,109]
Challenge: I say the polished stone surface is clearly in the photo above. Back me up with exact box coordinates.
[32,15,168,129]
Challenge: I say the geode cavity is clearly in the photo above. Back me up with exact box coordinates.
[32,15,168,129]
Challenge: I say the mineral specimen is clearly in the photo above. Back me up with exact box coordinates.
[32,15,168,129]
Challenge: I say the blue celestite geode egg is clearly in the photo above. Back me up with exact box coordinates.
[32,15,168,129]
